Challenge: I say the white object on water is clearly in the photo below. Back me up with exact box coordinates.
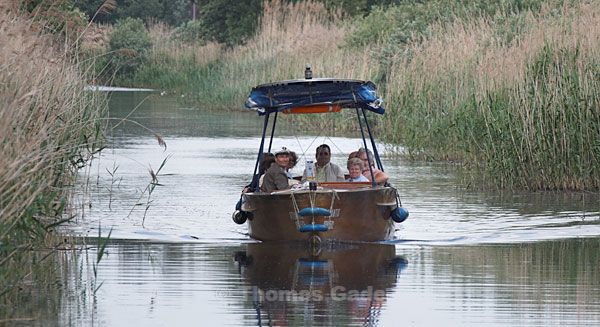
[84,85,155,92]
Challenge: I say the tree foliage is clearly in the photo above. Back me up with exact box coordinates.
[74,0,190,25]
[194,0,262,46]
[163,0,191,26]
[347,0,558,48]
[320,0,404,16]
[71,0,400,45]
[108,17,152,78]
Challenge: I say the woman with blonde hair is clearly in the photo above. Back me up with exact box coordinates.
[346,157,369,182]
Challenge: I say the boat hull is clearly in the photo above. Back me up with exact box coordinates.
[242,187,397,242]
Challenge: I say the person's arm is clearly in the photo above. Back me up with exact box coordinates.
[260,173,273,193]
[274,170,290,190]
[374,170,389,185]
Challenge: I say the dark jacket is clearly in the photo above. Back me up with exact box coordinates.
[261,163,289,193]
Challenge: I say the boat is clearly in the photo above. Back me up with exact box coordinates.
[232,67,409,244]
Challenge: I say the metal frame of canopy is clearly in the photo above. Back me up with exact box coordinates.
[244,78,386,190]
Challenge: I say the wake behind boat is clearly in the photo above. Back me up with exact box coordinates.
[233,67,409,244]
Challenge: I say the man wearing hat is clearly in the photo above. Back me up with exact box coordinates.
[261,147,292,193]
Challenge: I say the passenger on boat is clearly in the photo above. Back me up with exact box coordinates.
[287,150,300,186]
[358,148,389,185]
[261,147,292,193]
[302,144,345,182]
[348,151,359,160]
[260,153,276,174]
[287,150,297,178]
[346,157,369,182]
[257,153,276,189]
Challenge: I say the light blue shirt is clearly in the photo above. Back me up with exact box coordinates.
[347,175,369,182]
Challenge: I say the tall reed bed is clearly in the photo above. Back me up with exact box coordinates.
[134,0,377,109]
[0,6,104,301]
[382,2,600,190]
[129,0,379,133]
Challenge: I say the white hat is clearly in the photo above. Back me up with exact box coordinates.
[275,147,290,156]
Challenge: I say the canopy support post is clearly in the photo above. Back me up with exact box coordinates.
[250,113,270,191]
[356,108,376,187]
[361,108,384,171]
[267,112,278,153]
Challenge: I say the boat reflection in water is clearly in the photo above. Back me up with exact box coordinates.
[234,242,407,326]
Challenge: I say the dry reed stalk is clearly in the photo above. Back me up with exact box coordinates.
[0,8,103,237]
[80,23,113,51]
[152,41,223,69]
[147,20,173,44]
[387,1,600,104]
[131,0,378,110]
[229,0,351,80]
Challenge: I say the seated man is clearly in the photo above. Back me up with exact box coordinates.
[261,147,292,193]
[346,157,369,182]
[302,144,345,182]
[357,147,389,185]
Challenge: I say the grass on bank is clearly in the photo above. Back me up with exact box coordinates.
[0,3,105,311]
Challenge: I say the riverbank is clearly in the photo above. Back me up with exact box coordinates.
[89,0,600,190]
[0,3,105,311]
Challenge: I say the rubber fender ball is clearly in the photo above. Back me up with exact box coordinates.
[391,207,409,223]
[232,210,247,224]
[299,223,329,233]
[389,256,409,271]
[298,207,331,217]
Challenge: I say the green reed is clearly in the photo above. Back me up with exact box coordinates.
[381,2,600,190]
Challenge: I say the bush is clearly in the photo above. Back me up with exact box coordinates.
[174,20,207,44]
[108,17,152,79]
[345,0,556,49]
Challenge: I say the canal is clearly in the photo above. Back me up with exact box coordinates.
[38,91,600,326]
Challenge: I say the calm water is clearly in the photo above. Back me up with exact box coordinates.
[36,92,600,325]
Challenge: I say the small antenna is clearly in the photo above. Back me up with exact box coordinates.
[304,64,312,79]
